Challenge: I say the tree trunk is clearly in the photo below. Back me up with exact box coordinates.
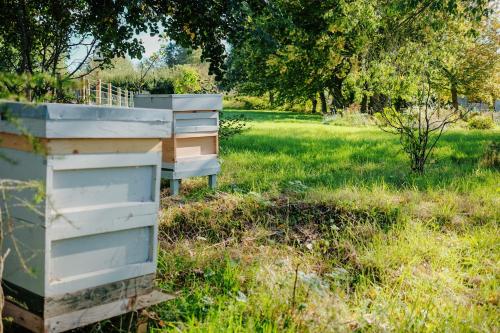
[311,96,317,113]
[330,77,345,112]
[319,91,327,114]
[361,94,368,114]
[451,84,459,111]
[269,92,275,106]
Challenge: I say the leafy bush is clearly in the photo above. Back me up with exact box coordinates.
[172,66,201,93]
[0,72,76,102]
[468,115,494,129]
[223,95,271,110]
[219,112,248,141]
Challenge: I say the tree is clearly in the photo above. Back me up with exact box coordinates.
[0,1,151,77]
[225,0,379,112]
[0,0,266,81]
[354,0,495,114]
[430,19,499,109]
[161,41,200,67]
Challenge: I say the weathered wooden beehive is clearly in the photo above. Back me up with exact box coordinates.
[134,94,222,195]
[0,102,173,332]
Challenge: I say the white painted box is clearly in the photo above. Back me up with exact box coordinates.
[0,102,172,298]
[133,94,222,194]
[134,94,222,112]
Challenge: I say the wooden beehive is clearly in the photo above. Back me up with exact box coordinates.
[0,102,173,332]
[134,94,222,194]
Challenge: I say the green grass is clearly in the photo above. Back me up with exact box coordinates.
[217,110,498,194]
[93,110,500,332]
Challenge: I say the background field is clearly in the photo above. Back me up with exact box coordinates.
[101,110,499,332]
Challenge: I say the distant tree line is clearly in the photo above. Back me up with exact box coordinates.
[223,0,499,113]
[0,0,497,110]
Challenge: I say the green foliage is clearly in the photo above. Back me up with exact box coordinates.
[468,115,495,129]
[0,72,76,102]
[223,95,271,110]
[225,0,495,115]
[161,41,201,67]
[219,112,249,142]
[0,0,261,80]
[88,57,217,94]
[148,78,175,94]
[172,66,202,94]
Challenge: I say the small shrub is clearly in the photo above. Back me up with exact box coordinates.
[323,113,375,127]
[223,95,270,110]
[172,66,201,93]
[468,115,494,129]
[219,112,248,141]
[479,141,499,169]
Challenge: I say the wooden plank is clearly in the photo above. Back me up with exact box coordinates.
[162,167,220,180]
[50,228,152,282]
[1,133,162,154]
[175,131,217,138]
[175,111,218,120]
[175,125,218,134]
[0,132,47,153]
[49,203,157,240]
[162,155,219,171]
[162,137,175,163]
[2,281,45,316]
[44,274,155,318]
[47,138,161,154]
[50,166,155,209]
[46,120,170,139]
[175,136,217,159]
[3,300,44,333]
[46,261,156,296]
[44,290,175,333]
[47,152,161,170]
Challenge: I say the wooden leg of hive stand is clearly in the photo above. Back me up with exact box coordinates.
[208,174,217,190]
[169,179,180,195]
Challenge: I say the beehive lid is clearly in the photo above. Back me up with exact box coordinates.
[0,101,172,138]
[134,94,222,111]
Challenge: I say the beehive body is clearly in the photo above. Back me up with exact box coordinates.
[134,94,222,181]
[0,102,172,298]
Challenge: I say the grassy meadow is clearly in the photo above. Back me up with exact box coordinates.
[101,110,498,332]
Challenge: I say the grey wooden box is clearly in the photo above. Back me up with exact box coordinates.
[0,102,171,301]
[134,94,222,195]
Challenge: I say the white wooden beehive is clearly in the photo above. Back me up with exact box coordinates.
[133,94,222,182]
[0,102,172,299]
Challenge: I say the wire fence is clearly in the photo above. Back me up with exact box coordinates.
[75,79,134,107]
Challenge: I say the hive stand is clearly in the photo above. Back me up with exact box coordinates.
[3,276,174,333]
[0,102,174,332]
[134,94,222,195]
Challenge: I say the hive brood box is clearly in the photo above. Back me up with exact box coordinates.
[134,94,222,195]
[0,102,173,332]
